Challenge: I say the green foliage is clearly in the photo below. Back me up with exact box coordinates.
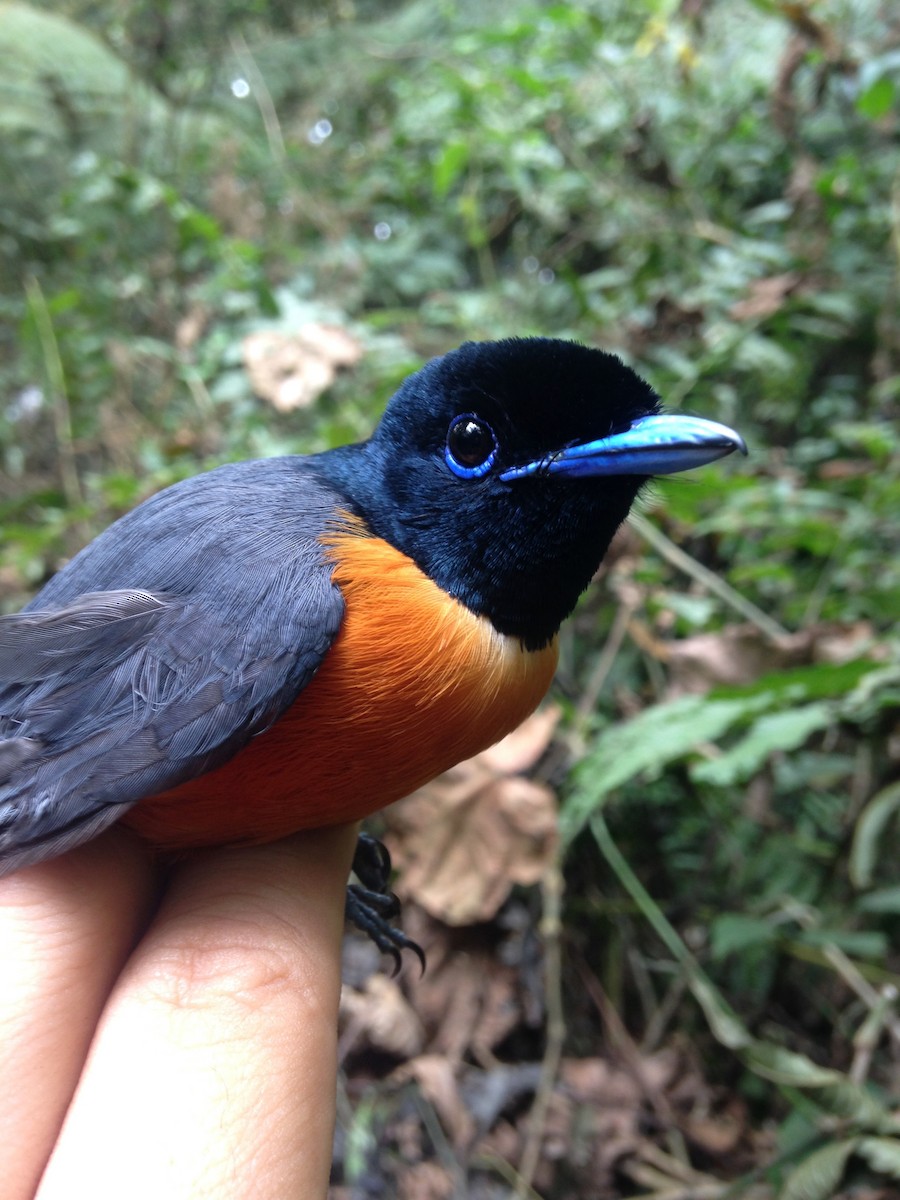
[851,781,900,890]
[563,658,887,839]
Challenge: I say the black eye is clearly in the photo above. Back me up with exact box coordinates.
[445,414,498,479]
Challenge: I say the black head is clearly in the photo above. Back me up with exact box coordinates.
[317,338,744,649]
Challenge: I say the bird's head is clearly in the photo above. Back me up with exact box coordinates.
[323,338,745,649]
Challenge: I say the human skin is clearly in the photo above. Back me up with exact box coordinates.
[0,822,357,1200]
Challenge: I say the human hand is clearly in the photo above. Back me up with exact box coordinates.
[0,822,358,1200]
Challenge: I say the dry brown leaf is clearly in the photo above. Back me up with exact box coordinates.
[482,1118,520,1163]
[174,305,208,350]
[303,323,363,367]
[817,458,876,481]
[377,712,560,1064]
[665,625,804,692]
[392,1054,474,1147]
[386,706,560,926]
[540,1056,658,1183]
[560,1054,679,1106]
[729,271,800,321]
[683,1108,746,1157]
[241,323,362,411]
[340,975,425,1058]
[662,620,878,695]
[477,705,561,774]
[397,1162,454,1200]
[404,931,522,1060]
[390,772,557,925]
[417,952,491,1059]
[814,621,880,664]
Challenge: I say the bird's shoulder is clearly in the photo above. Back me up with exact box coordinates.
[28,456,346,615]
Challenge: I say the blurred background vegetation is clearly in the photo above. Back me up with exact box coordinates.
[1,0,898,1196]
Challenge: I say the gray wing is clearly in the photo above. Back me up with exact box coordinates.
[0,458,345,874]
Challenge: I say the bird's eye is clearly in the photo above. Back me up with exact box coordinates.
[445,414,498,479]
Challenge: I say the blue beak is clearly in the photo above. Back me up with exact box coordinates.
[499,414,747,482]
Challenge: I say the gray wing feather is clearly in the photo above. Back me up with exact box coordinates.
[0,458,345,874]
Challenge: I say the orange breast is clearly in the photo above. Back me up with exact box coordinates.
[125,520,558,850]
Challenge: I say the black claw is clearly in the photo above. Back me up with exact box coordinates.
[346,833,426,974]
[352,831,394,892]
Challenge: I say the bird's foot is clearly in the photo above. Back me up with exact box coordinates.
[346,832,425,974]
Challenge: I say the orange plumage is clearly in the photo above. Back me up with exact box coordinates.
[124,519,558,850]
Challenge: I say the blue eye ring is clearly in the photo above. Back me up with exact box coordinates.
[445,413,498,479]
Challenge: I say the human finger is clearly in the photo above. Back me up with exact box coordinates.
[38,823,358,1200]
[0,828,156,1200]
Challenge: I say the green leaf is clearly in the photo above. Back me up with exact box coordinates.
[745,1042,841,1088]
[562,693,770,842]
[506,66,551,97]
[843,665,900,720]
[815,1079,900,1134]
[850,781,900,889]
[856,76,895,120]
[857,1136,900,1179]
[432,140,469,198]
[712,659,879,706]
[687,971,753,1052]
[710,912,778,959]
[796,927,888,959]
[857,886,900,914]
[692,703,833,786]
[779,1138,857,1200]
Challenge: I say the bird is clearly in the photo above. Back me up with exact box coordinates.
[0,337,745,955]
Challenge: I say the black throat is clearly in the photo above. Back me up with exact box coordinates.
[312,444,643,651]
